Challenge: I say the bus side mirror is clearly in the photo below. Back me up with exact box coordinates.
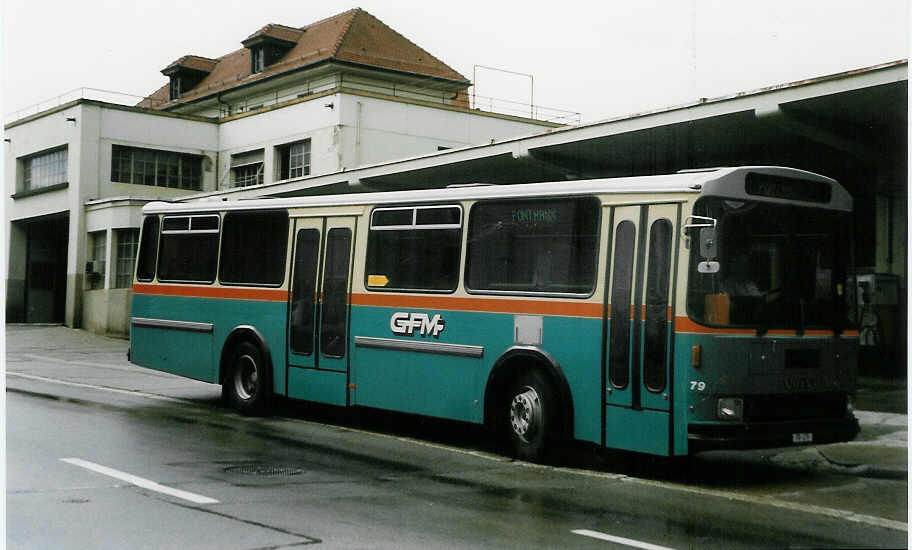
[699,227,717,259]
[698,261,720,273]
[682,215,717,256]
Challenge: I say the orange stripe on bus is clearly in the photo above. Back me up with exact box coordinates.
[133,283,288,302]
[350,293,604,318]
[674,316,859,337]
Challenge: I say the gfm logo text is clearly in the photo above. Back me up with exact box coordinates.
[390,312,445,338]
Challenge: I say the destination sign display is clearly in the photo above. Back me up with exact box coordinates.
[745,173,831,203]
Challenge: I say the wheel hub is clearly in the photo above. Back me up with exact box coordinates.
[234,354,259,400]
[510,386,541,441]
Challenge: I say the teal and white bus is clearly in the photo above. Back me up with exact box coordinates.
[129,166,859,462]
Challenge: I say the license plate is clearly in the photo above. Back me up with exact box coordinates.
[792,432,814,443]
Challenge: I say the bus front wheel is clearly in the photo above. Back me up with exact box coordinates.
[223,341,272,415]
[504,369,559,463]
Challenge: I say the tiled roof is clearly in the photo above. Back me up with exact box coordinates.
[141,8,469,110]
[242,23,304,47]
[161,55,219,75]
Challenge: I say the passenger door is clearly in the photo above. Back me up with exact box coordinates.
[286,216,356,405]
[603,204,677,455]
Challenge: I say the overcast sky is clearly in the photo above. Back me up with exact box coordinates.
[1,0,908,124]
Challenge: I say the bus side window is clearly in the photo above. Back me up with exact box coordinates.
[136,216,160,282]
[366,205,461,292]
[466,197,599,294]
[609,221,636,388]
[290,229,320,355]
[644,219,672,392]
[219,210,288,286]
[157,215,220,284]
[321,228,352,358]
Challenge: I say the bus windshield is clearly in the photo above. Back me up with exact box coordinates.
[686,197,855,332]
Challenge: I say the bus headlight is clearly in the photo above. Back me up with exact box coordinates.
[717,397,743,421]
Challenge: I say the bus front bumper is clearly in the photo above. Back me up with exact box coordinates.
[687,414,860,452]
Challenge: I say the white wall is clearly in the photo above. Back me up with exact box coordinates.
[98,107,219,195]
[218,95,342,187]
[336,93,553,170]
[4,104,84,221]
[212,89,555,190]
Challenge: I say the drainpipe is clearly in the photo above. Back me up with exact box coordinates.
[355,101,363,167]
[216,92,230,117]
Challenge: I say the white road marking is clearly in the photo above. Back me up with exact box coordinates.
[572,529,676,550]
[60,458,219,505]
[12,371,905,533]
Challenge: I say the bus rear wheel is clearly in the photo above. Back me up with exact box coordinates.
[223,341,272,415]
[504,369,559,463]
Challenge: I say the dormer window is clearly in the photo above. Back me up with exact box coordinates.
[161,56,217,101]
[242,24,301,74]
[169,77,183,101]
[251,47,266,73]
[247,41,292,74]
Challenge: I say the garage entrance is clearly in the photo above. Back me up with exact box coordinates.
[17,214,69,323]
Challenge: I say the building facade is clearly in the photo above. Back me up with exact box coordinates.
[4,9,562,335]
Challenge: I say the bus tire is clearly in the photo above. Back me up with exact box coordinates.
[223,341,272,415]
[504,369,559,463]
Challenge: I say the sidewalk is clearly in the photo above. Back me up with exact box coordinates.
[5,325,908,479]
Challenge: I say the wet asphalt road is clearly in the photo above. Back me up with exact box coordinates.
[5,327,908,549]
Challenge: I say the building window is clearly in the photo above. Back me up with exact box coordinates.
[111,145,202,190]
[88,231,107,290]
[249,43,289,73]
[115,229,140,288]
[230,150,264,187]
[21,147,68,192]
[169,76,182,100]
[275,140,311,180]
[251,47,265,73]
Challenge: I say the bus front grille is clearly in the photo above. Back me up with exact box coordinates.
[743,392,848,422]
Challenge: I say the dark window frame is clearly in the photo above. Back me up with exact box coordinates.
[609,220,636,389]
[465,196,600,297]
[20,146,68,193]
[114,228,140,289]
[643,218,673,393]
[230,149,265,188]
[169,76,182,100]
[320,228,352,359]
[218,210,289,287]
[156,214,220,284]
[136,216,160,282]
[87,231,107,291]
[365,204,463,294]
[275,139,312,181]
[111,145,202,191]
[251,47,265,73]
[289,228,321,356]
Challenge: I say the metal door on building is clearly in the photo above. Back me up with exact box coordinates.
[24,215,68,323]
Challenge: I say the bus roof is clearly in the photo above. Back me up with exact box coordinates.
[142,166,848,214]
